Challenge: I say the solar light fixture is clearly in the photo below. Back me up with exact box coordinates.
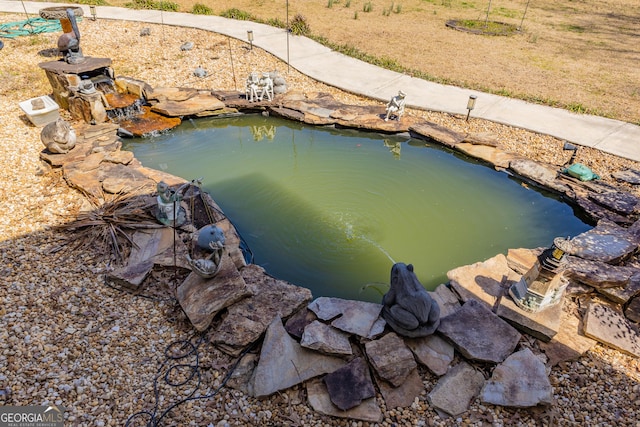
[466,95,477,121]
[89,5,97,21]
[247,30,254,50]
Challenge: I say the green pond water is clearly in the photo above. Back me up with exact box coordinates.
[124,115,591,302]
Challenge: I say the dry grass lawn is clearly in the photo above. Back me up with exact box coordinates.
[88,0,640,125]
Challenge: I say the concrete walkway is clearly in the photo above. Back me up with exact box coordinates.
[3,1,639,162]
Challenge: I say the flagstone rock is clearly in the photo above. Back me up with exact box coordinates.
[582,302,640,357]
[612,168,640,185]
[177,253,252,332]
[506,247,544,275]
[567,220,638,264]
[409,122,467,148]
[405,333,454,376]
[589,190,639,216]
[509,158,571,195]
[565,255,636,288]
[364,332,417,387]
[251,316,347,397]
[625,296,640,323]
[104,149,134,165]
[147,86,198,102]
[427,362,485,417]
[306,378,382,423]
[575,195,635,225]
[226,352,258,395]
[455,143,521,169]
[300,320,353,356]
[323,357,375,410]
[284,308,317,340]
[462,132,501,147]
[429,284,461,318]
[481,348,553,407]
[538,308,597,366]
[376,365,424,409]
[448,254,562,341]
[209,265,312,355]
[307,297,383,337]
[438,299,521,363]
[151,91,226,117]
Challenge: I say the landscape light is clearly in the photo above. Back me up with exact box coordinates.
[89,5,96,21]
[466,94,477,121]
[247,30,254,50]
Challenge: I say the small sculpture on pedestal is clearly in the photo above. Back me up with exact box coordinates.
[384,90,406,121]
[155,181,188,227]
[187,224,226,278]
[39,7,85,64]
[381,263,440,337]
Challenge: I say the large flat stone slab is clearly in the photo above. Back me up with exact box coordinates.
[308,297,383,338]
[209,265,312,355]
[480,348,553,407]
[177,253,252,332]
[427,362,485,417]
[300,320,353,356]
[448,254,561,341]
[582,302,640,357]
[409,122,467,148]
[365,332,417,387]
[405,334,454,376]
[151,91,226,117]
[596,271,640,304]
[438,299,521,363]
[252,316,347,397]
[323,357,375,410]
[455,143,520,169]
[567,221,638,263]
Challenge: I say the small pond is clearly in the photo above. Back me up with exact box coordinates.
[124,115,591,302]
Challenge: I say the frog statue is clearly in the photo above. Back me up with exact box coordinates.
[381,263,440,337]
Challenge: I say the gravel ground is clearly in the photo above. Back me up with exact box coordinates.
[1,14,639,426]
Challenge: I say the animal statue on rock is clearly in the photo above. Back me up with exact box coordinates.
[384,90,406,121]
[40,117,76,154]
[58,8,84,64]
[381,263,440,337]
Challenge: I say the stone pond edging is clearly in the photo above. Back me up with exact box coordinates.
[38,79,640,421]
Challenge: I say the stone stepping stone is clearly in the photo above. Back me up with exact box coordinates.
[428,361,485,417]
[438,299,521,363]
[481,348,553,407]
[583,302,640,358]
[251,316,346,397]
[323,357,375,410]
[177,253,252,332]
